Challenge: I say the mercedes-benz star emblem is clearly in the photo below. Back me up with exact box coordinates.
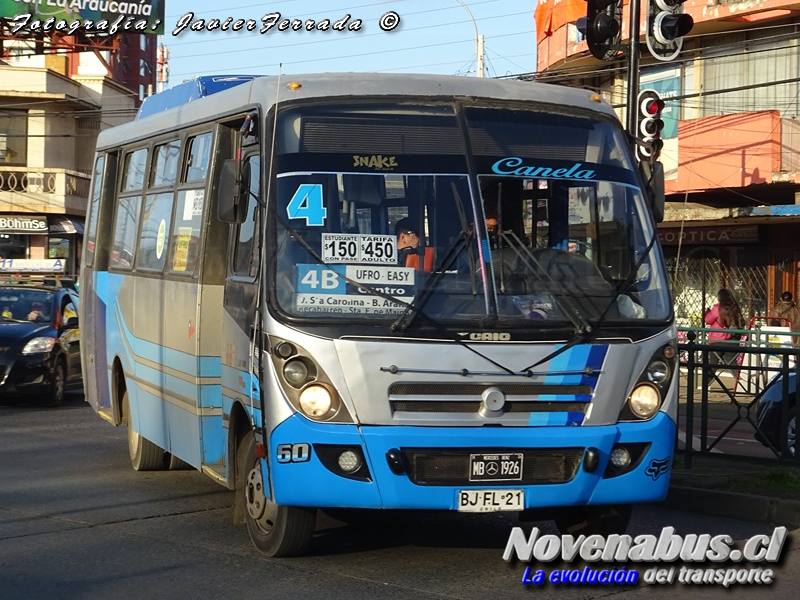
[486,462,499,475]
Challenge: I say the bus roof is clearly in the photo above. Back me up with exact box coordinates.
[96,72,618,150]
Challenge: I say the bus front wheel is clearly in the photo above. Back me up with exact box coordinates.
[123,390,164,471]
[239,431,316,557]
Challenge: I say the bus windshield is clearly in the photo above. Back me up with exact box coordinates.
[273,103,671,329]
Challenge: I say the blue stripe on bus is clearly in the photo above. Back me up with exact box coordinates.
[582,345,608,386]
[109,294,220,379]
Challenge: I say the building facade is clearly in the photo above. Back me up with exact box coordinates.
[532,0,800,327]
[0,34,156,276]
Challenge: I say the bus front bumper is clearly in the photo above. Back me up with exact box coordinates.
[267,412,676,510]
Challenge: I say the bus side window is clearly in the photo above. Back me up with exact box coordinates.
[84,154,105,268]
[184,132,212,183]
[110,196,142,270]
[151,140,180,187]
[232,155,261,277]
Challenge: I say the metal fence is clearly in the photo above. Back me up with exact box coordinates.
[677,330,799,467]
[667,255,769,329]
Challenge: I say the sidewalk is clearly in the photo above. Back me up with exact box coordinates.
[665,452,800,528]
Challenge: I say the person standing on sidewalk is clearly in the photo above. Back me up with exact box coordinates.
[703,288,745,385]
[768,291,800,344]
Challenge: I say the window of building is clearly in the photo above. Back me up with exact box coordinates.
[0,233,27,259]
[0,110,27,166]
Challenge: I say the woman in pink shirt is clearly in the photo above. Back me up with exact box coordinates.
[703,288,745,385]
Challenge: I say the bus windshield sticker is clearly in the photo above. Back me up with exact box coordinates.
[322,233,397,264]
[173,226,193,271]
[295,293,412,316]
[295,263,415,315]
[183,189,204,220]
[156,219,166,259]
[287,183,326,226]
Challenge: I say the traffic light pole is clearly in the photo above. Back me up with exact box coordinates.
[626,0,642,137]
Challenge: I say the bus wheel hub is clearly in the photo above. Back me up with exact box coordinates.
[246,467,267,520]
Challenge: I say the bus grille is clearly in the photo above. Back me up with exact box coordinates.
[391,401,587,413]
[401,447,584,486]
[388,383,592,416]
[389,383,592,396]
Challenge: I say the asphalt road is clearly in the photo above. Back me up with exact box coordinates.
[1,392,798,600]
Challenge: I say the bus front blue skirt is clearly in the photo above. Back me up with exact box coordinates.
[266,413,676,510]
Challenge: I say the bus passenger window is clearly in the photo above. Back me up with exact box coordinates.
[110,196,141,270]
[136,192,174,271]
[84,154,105,267]
[151,140,180,187]
[184,132,212,183]
[169,189,205,275]
[122,148,147,192]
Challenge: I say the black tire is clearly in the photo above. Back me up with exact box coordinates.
[781,409,796,459]
[49,359,66,407]
[123,390,164,471]
[166,453,192,470]
[554,505,632,537]
[239,431,315,557]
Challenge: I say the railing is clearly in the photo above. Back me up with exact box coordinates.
[677,328,800,468]
[0,167,90,199]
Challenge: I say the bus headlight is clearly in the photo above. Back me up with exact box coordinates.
[628,384,661,419]
[298,384,337,419]
[283,359,312,388]
[270,335,354,423]
[646,359,670,385]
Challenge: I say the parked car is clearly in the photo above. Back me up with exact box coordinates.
[754,371,797,457]
[0,282,81,406]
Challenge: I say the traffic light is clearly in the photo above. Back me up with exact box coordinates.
[637,90,665,162]
[583,0,624,62]
[646,0,694,61]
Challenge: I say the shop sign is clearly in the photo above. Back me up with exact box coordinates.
[658,225,759,245]
[0,215,48,234]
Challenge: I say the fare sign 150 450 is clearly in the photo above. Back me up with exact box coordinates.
[322,233,396,264]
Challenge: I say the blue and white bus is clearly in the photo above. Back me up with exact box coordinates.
[80,73,677,556]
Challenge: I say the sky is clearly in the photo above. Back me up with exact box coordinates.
[161,0,538,87]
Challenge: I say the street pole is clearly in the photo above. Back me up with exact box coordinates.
[455,0,485,77]
[477,34,485,78]
[626,0,642,136]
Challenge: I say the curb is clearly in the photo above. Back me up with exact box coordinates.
[664,485,800,529]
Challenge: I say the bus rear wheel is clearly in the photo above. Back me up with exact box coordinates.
[123,390,164,471]
[554,505,632,537]
[239,431,315,557]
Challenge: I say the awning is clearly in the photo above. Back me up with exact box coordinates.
[48,216,85,235]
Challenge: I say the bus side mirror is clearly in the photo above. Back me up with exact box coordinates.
[640,160,665,223]
[218,159,249,224]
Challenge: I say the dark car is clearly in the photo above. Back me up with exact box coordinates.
[754,371,797,458]
[0,283,81,405]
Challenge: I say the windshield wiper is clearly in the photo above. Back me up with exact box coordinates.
[493,229,592,337]
[519,229,660,373]
[390,228,473,333]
